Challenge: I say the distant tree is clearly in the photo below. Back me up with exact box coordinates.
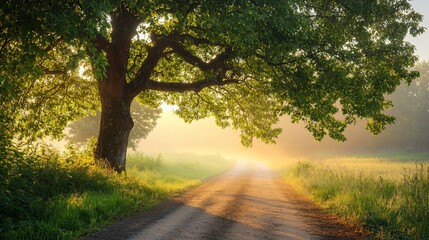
[68,102,161,150]
[1,0,424,172]
[388,61,429,150]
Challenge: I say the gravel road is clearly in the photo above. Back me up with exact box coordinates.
[83,161,368,240]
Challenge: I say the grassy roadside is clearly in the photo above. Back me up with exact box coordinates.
[0,146,234,239]
[281,153,429,239]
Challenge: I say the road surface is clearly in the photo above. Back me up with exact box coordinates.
[84,161,368,240]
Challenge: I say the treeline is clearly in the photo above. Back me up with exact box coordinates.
[383,61,429,151]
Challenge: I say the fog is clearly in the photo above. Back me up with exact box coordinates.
[136,109,388,162]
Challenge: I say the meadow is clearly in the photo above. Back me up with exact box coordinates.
[0,145,233,239]
[283,152,429,239]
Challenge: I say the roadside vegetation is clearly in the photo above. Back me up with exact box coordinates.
[283,152,429,239]
[0,143,233,239]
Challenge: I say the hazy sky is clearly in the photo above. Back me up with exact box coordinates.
[138,2,429,161]
[408,0,429,61]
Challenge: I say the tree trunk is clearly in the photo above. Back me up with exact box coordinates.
[95,96,134,173]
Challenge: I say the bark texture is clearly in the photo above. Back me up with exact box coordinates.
[95,97,133,173]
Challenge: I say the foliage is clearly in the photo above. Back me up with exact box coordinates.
[284,155,429,239]
[0,0,424,152]
[0,144,233,239]
[0,143,110,238]
[0,0,104,143]
[67,101,162,150]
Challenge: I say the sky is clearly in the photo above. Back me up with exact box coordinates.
[137,1,429,162]
[407,0,429,61]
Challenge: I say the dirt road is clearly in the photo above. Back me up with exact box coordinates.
[84,161,368,240]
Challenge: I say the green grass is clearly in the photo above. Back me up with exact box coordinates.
[283,152,429,239]
[0,146,234,239]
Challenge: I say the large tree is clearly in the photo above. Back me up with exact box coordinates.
[1,0,423,172]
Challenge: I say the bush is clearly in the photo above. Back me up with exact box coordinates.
[0,142,113,237]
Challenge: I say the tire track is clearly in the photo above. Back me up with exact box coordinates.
[202,175,252,239]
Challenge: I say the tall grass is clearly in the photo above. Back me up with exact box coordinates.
[0,145,233,239]
[284,154,429,239]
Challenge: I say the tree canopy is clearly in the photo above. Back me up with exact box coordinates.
[0,0,424,170]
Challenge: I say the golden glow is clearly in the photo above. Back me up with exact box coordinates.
[137,108,387,163]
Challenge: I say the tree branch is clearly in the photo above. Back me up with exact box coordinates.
[43,37,63,52]
[145,78,239,93]
[0,37,11,56]
[126,40,169,99]
[169,33,212,45]
[44,69,67,75]
[126,34,234,99]
[167,40,231,71]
